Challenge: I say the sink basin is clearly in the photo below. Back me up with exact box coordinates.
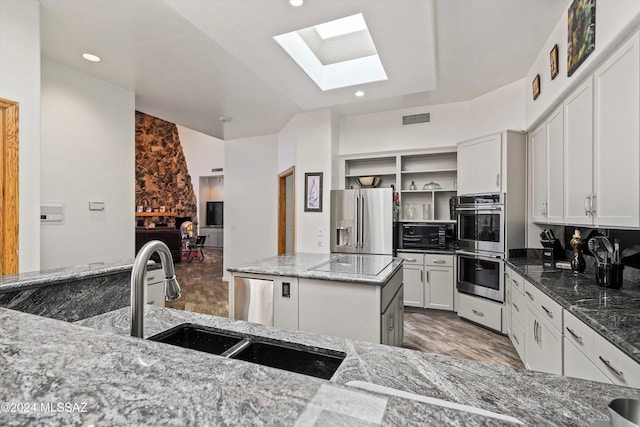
[148,323,244,355]
[149,323,346,380]
[233,340,346,380]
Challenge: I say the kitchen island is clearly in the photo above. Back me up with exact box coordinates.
[0,304,637,426]
[228,253,404,345]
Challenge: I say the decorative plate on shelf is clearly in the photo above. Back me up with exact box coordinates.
[422,181,441,190]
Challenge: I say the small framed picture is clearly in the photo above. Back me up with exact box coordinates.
[304,172,323,212]
[532,74,541,100]
[550,44,559,80]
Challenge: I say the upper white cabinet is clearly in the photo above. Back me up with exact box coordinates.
[457,134,502,195]
[563,31,640,228]
[457,131,526,197]
[564,78,594,225]
[531,107,564,224]
[593,31,640,227]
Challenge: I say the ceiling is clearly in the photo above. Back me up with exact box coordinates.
[39,0,567,140]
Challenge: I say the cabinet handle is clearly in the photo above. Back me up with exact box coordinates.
[591,194,596,215]
[525,291,534,301]
[472,309,484,317]
[496,173,500,187]
[405,258,417,263]
[426,270,429,283]
[512,278,519,286]
[512,333,520,345]
[512,302,519,312]
[598,356,623,378]
[565,327,583,344]
[432,259,446,264]
[533,320,539,343]
[584,195,591,216]
[541,305,552,318]
[388,314,394,331]
[420,270,423,284]
[538,322,542,345]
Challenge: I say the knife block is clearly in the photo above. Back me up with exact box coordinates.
[540,239,565,267]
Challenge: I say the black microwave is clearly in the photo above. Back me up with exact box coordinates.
[400,223,452,250]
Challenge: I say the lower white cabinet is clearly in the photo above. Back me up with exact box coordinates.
[199,227,224,248]
[381,287,404,346]
[564,338,610,383]
[273,277,298,331]
[524,304,562,375]
[146,268,165,307]
[457,291,502,332]
[398,252,454,311]
[593,329,640,388]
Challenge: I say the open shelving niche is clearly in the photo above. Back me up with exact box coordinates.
[341,148,457,223]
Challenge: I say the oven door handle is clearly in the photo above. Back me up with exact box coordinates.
[456,250,502,259]
[456,207,503,211]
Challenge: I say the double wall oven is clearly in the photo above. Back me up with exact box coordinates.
[455,194,505,303]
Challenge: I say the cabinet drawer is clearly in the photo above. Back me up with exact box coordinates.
[147,282,165,307]
[563,309,595,360]
[510,316,525,361]
[506,267,524,295]
[510,287,526,326]
[396,252,424,266]
[146,268,163,284]
[425,254,453,267]
[593,332,640,388]
[564,338,610,384]
[524,281,563,332]
[457,292,502,332]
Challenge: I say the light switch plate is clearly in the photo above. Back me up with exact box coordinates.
[89,201,105,211]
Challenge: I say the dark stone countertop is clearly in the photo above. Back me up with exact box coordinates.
[506,256,640,364]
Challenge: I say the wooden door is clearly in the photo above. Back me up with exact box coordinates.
[0,98,19,275]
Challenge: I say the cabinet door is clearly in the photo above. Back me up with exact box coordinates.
[593,32,640,227]
[564,78,594,225]
[530,123,547,223]
[525,306,562,375]
[457,134,501,195]
[546,106,564,223]
[402,265,424,308]
[395,287,404,347]
[425,266,453,311]
[381,297,396,346]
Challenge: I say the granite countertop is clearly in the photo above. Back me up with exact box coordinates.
[0,304,623,426]
[506,256,640,364]
[227,252,404,286]
[396,248,457,255]
[0,260,159,293]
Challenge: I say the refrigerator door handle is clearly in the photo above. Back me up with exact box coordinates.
[355,194,360,248]
[360,195,365,248]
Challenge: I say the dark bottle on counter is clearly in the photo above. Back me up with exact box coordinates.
[570,229,586,274]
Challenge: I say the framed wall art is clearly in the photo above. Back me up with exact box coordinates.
[532,74,541,100]
[304,172,323,212]
[567,0,596,77]
[550,44,559,80]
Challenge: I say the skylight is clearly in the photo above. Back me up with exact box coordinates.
[274,13,388,91]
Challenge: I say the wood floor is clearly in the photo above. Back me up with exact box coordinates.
[168,248,524,369]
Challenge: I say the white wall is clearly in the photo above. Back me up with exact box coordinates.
[178,125,224,229]
[0,0,41,272]
[339,81,525,156]
[223,134,278,279]
[525,0,640,129]
[40,58,135,269]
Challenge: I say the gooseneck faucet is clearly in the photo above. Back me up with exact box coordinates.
[130,240,181,337]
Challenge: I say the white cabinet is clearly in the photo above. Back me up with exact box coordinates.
[564,338,610,383]
[273,277,298,331]
[146,268,165,307]
[457,134,502,195]
[397,252,424,307]
[381,286,403,347]
[564,77,594,225]
[457,291,503,332]
[593,329,640,388]
[425,255,454,311]
[593,31,640,227]
[530,106,564,224]
[398,252,454,311]
[524,304,563,375]
[563,31,640,228]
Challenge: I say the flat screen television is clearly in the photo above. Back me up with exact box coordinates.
[206,201,224,226]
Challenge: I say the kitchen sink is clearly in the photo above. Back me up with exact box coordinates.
[148,323,244,355]
[148,323,346,380]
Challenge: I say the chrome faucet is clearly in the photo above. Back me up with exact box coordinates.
[130,240,181,337]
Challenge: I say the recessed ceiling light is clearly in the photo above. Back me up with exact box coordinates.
[82,53,101,62]
[355,91,365,97]
[290,0,303,6]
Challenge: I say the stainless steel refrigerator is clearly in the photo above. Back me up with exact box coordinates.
[330,188,393,255]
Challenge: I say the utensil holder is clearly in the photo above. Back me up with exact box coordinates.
[595,264,624,289]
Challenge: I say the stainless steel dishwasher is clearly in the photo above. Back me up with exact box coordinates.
[233,276,274,325]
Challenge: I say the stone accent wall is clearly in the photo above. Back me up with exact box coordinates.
[135,111,197,227]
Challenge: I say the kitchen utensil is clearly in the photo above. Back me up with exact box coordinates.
[422,181,442,190]
[614,239,621,264]
[593,236,614,265]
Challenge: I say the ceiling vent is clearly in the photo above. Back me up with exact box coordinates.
[402,113,430,125]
